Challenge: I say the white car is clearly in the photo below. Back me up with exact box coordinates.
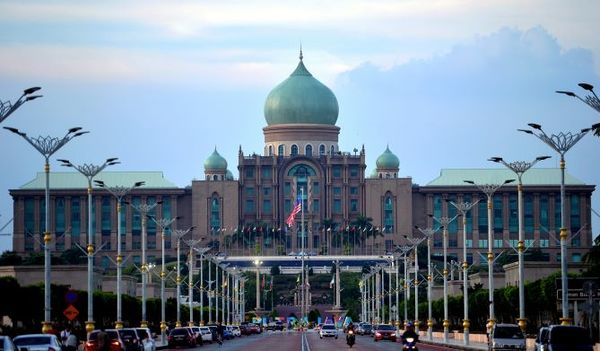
[319,324,338,339]
[227,325,241,337]
[135,327,156,351]
[13,334,62,351]
[198,327,214,343]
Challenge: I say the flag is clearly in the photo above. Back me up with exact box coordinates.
[286,196,302,227]
[261,274,266,289]
[296,274,300,284]
[329,275,335,289]
[269,276,273,291]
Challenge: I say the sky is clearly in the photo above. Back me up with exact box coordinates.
[1,0,599,252]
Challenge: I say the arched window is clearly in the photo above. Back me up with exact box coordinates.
[291,144,298,156]
[305,144,313,156]
[330,145,335,155]
[278,144,284,156]
[319,144,326,155]
[213,175,218,181]
[210,196,220,231]
[383,194,394,232]
[268,145,273,156]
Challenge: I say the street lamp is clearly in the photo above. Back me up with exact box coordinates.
[254,259,263,312]
[94,180,145,329]
[220,263,230,323]
[150,216,178,343]
[0,87,42,124]
[4,126,86,333]
[447,199,479,345]
[464,178,514,332]
[488,156,550,331]
[519,122,599,324]
[172,227,195,327]
[194,246,211,325]
[428,214,458,343]
[185,241,205,326]
[557,83,600,115]
[403,235,426,332]
[414,226,440,340]
[58,157,119,332]
[127,200,161,327]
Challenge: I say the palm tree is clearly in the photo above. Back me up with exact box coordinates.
[351,215,374,254]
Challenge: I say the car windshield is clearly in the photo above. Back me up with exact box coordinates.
[14,337,52,346]
[494,326,524,339]
[119,330,137,340]
[322,325,335,330]
[551,327,591,344]
[170,329,188,336]
[377,325,395,331]
[136,329,148,339]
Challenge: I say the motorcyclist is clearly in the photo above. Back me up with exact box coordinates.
[346,322,355,334]
[401,322,419,343]
[346,322,356,346]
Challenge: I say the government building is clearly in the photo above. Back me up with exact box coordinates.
[8,53,596,271]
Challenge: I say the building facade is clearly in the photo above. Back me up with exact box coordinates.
[8,54,596,271]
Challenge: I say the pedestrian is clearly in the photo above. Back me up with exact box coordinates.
[65,332,78,351]
[60,326,71,348]
[216,322,224,346]
[97,328,110,351]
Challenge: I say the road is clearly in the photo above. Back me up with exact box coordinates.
[161,330,463,351]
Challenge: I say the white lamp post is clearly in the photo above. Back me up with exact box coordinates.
[414,227,439,340]
[172,227,194,327]
[4,126,86,333]
[94,180,145,329]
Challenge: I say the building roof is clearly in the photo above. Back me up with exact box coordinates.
[426,168,587,186]
[264,53,339,126]
[375,146,400,170]
[19,171,178,189]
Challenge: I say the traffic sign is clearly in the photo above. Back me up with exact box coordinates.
[65,289,78,304]
[63,305,79,321]
[557,289,600,301]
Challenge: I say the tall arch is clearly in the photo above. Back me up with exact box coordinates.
[383,192,394,232]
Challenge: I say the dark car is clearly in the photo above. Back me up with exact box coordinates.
[119,328,142,351]
[373,324,397,342]
[359,323,372,335]
[85,330,125,351]
[167,327,195,348]
[545,325,593,351]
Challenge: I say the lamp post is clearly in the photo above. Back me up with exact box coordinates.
[58,157,119,332]
[414,227,439,340]
[3,126,87,333]
[464,178,514,332]
[127,200,161,327]
[94,180,145,329]
[185,239,203,326]
[488,156,550,331]
[429,214,458,343]
[150,216,178,343]
[220,263,230,323]
[172,227,195,327]
[447,199,479,345]
[0,87,42,124]
[195,247,210,325]
[254,259,263,312]
[404,235,426,332]
[519,122,599,324]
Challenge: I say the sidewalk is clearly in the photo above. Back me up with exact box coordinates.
[418,331,488,351]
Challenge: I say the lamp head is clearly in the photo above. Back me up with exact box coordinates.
[3,126,21,135]
[527,123,542,130]
[536,156,551,161]
[504,179,516,185]
[578,83,594,91]
[73,131,89,137]
[134,181,145,187]
[556,90,576,97]
[68,127,82,133]
[106,157,118,163]
[26,95,42,101]
[94,180,105,187]
[488,157,503,163]
[591,122,600,130]
[463,180,475,185]
[57,159,72,166]
[517,129,533,134]
[581,127,591,133]
[24,87,42,95]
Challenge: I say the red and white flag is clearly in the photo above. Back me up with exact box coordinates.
[285,196,302,227]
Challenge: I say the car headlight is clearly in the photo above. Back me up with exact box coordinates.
[406,337,414,343]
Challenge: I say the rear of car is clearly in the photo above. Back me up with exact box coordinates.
[319,324,338,339]
[134,328,155,351]
[85,330,125,351]
[198,327,213,343]
[13,334,63,351]
[373,324,397,342]
[546,325,593,351]
[167,328,195,348]
[119,328,141,351]
[229,326,241,337]
[489,324,526,351]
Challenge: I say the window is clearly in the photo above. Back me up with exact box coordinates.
[313,182,320,195]
[284,199,291,214]
[447,195,458,234]
[493,194,503,233]
[268,145,273,156]
[524,194,533,234]
[211,197,220,230]
[119,199,126,235]
[539,194,549,229]
[570,194,581,233]
[508,194,517,233]
[350,187,358,195]
[24,198,34,250]
[572,253,582,263]
[466,239,473,248]
[334,199,342,213]
[464,194,473,234]
[246,187,255,197]
[291,145,298,156]
[305,144,313,156]
[350,165,359,177]
[479,239,488,248]
[263,187,271,196]
[478,196,488,233]
[263,199,272,214]
[350,199,358,212]
[330,145,335,155]
[284,182,291,196]
[333,187,342,196]
[71,197,81,241]
[555,195,561,231]
[40,198,46,233]
[494,239,503,248]
[278,144,284,155]
[147,197,157,237]
[319,144,325,155]
[245,167,254,178]
[245,199,255,214]
[384,195,394,232]
[313,199,320,212]
[332,166,341,178]
[261,166,271,180]
[101,196,111,235]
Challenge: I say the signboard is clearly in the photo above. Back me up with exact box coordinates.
[557,289,600,301]
[63,305,79,321]
[556,278,600,301]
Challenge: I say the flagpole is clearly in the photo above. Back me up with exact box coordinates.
[301,186,305,327]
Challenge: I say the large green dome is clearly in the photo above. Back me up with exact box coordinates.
[264,55,339,126]
[376,146,400,169]
[204,148,227,171]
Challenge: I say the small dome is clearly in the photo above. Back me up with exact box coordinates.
[370,168,379,178]
[225,169,234,180]
[264,52,339,126]
[376,146,399,169]
[204,148,227,171]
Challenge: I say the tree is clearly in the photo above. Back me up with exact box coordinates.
[59,248,86,265]
[0,251,23,265]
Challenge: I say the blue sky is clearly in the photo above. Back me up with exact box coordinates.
[1,0,599,252]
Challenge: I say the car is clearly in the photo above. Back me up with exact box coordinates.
[545,325,593,351]
[266,321,284,331]
[198,327,214,343]
[0,336,18,351]
[227,325,241,337]
[357,323,372,335]
[13,334,64,351]
[85,330,126,351]
[223,328,233,340]
[134,328,156,351]
[167,327,196,348]
[488,323,526,351]
[319,324,338,339]
[205,325,219,342]
[240,323,260,335]
[535,327,549,351]
[186,327,203,346]
[119,328,142,351]
[373,324,397,342]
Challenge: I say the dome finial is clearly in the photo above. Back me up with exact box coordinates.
[299,42,303,61]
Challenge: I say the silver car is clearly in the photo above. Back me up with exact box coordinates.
[319,324,338,339]
[134,328,156,351]
[13,334,62,351]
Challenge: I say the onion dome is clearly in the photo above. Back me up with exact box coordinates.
[376,146,400,169]
[264,50,339,126]
[204,148,227,171]
[225,169,234,180]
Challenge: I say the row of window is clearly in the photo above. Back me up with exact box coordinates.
[243,164,361,179]
[267,144,336,157]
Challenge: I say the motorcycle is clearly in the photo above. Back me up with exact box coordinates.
[346,330,355,348]
[402,336,418,351]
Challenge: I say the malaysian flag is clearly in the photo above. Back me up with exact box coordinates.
[285,195,302,227]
